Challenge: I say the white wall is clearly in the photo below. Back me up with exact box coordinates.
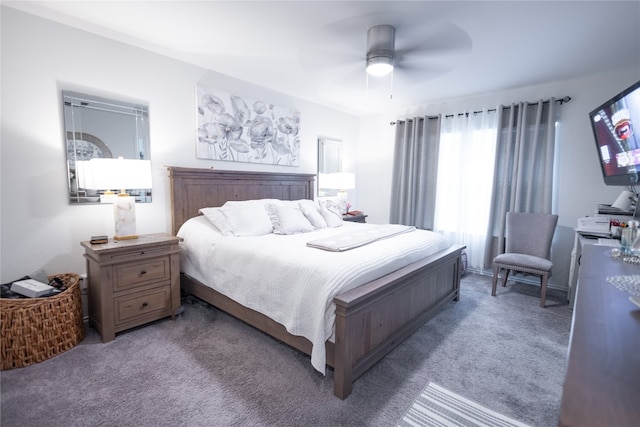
[356,67,640,289]
[0,7,358,281]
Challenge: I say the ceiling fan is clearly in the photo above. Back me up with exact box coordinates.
[298,10,472,105]
[298,13,472,102]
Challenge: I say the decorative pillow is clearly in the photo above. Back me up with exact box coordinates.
[265,203,315,235]
[298,199,327,229]
[319,199,343,227]
[199,207,233,236]
[179,215,226,240]
[220,200,275,237]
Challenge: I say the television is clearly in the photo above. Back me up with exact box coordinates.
[589,80,640,186]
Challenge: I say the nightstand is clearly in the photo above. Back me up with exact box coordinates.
[343,213,367,223]
[81,233,180,342]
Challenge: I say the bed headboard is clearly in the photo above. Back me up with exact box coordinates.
[167,167,316,235]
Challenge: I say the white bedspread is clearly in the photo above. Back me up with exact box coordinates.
[177,216,451,374]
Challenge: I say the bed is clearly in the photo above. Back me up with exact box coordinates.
[168,167,465,399]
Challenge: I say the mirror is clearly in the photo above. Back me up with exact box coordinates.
[317,137,343,196]
[63,91,151,204]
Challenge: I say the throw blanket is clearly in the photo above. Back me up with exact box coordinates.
[306,224,416,252]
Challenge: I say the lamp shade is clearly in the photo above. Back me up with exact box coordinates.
[332,172,355,190]
[76,158,152,193]
[318,172,337,190]
[319,172,355,190]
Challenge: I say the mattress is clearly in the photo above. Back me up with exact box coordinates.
[177,215,451,373]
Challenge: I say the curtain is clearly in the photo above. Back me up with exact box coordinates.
[432,110,498,270]
[389,116,441,230]
[483,99,558,267]
[390,99,561,272]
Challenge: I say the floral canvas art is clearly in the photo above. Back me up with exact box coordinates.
[196,86,301,166]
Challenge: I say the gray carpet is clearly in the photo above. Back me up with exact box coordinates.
[0,274,571,427]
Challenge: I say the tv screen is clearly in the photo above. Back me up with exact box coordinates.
[589,80,640,186]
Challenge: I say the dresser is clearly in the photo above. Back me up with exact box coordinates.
[81,233,180,342]
[558,244,640,427]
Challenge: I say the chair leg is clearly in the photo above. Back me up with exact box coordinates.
[502,269,510,287]
[491,266,499,296]
[540,273,549,308]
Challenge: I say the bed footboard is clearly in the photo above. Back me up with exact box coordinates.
[332,244,464,399]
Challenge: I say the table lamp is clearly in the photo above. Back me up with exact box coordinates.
[321,172,355,214]
[76,157,152,240]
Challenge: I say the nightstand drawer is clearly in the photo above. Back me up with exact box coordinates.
[114,286,171,325]
[114,257,171,291]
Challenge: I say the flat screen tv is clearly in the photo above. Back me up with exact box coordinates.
[589,80,640,186]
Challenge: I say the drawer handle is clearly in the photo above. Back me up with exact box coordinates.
[140,270,147,275]
[142,302,149,308]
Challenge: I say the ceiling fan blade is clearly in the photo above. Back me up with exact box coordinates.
[298,45,361,72]
[394,20,472,68]
[391,64,452,86]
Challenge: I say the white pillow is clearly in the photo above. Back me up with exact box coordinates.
[221,200,275,237]
[298,199,327,229]
[319,199,343,227]
[265,203,315,235]
[199,207,233,236]
[178,215,226,239]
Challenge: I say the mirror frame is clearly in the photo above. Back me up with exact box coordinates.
[63,90,151,204]
[317,137,343,196]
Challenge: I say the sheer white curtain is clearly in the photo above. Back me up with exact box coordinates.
[433,110,498,270]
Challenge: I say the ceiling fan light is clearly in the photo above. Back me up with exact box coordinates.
[366,25,395,76]
[366,56,394,76]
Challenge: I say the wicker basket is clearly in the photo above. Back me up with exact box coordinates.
[1,273,85,370]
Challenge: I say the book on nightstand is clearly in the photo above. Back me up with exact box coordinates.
[90,235,109,244]
[10,279,55,298]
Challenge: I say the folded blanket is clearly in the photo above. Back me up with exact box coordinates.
[306,224,416,252]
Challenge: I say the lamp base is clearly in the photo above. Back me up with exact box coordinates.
[114,234,139,241]
[337,190,348,215]
[113,196,138,240]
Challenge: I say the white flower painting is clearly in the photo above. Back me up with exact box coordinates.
[196,86,301,166]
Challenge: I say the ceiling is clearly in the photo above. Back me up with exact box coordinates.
[5,1,640,116]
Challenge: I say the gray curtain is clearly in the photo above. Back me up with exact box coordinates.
[389,116,441,229]
[483,99,558,267]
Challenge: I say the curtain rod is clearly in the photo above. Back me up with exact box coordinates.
[390,96,572,126]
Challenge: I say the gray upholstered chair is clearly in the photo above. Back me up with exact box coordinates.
[491,212,559,307]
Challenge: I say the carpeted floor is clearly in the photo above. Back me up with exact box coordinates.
[0,274,571,427]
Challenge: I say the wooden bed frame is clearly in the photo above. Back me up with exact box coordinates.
[167,167,465,399]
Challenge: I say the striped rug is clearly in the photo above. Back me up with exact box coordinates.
[397,383,531,427]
